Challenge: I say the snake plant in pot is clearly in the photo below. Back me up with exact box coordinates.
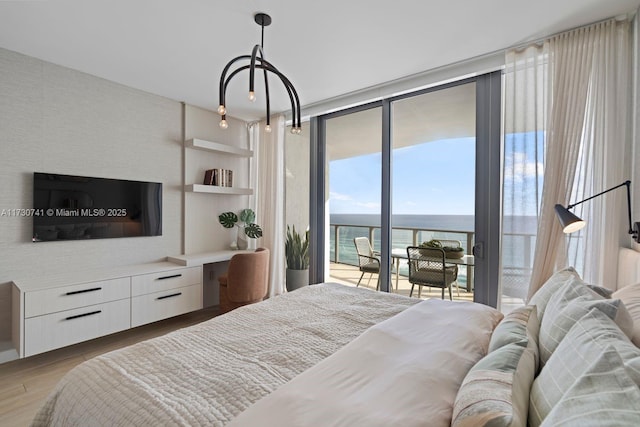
[218,209,262,250]
[285,225,309,291]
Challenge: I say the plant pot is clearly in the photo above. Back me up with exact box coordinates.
[445,250,464,259]
[286,268,309,292]
[236,227,248,250]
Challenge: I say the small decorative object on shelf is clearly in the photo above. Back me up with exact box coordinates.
[203,169,233,187]
[218,209,262,250]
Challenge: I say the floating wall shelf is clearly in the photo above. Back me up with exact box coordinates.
[185,138,253,157]
[185,184,253,195]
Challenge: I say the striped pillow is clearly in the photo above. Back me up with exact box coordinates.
[529,308,640,426]
[489,305,539,353]
[528,267,579,321]
[452,318,538,426]
[540,346,640,426]
[538,277,633,365]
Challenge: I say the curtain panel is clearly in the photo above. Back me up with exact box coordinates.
[503,18,631,302]
[250,115,287,297]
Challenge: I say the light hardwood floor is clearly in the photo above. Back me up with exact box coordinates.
[0,307,220,427]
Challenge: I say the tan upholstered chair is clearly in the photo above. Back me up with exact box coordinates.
[218,248,270,313]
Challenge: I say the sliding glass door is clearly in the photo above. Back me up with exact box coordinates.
[325,107,383,290]
[311,72,501,307]
[391,83,476,299]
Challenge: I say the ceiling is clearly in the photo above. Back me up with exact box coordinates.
[0,0,638,122]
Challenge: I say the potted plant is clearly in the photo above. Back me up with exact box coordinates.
[419,239,464,259]
[218,208,262,250]
[285,225,309,291]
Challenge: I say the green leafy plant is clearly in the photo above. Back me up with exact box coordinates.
[419,239,443,249]
[419,239,463,252]
[218,208,263,238]
[285,225,309,270]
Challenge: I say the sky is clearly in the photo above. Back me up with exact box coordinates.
[329,132,544,217]
[329,137,476,215]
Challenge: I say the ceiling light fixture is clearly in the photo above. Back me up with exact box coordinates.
[217,12,301,134]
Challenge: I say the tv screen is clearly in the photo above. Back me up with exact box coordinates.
[33,172,162,242]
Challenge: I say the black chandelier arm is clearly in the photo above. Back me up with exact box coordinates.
[221,60,301,129]
[222,63,273,123]
[218,54,254,108]
[249,45,272,126]
[254,60,301,128]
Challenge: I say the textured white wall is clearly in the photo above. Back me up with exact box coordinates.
[0,48,183,341]
[183,105,250,254]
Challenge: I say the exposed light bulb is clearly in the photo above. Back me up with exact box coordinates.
[248,91,256,102]
[219,119,228,129]
[217,105,226,115]
[290,127,296,134]
[265,124,272,133]
[296,128,302,134]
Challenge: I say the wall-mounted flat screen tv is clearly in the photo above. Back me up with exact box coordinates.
[33,172,162,242]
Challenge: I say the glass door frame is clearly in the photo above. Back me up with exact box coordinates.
[310,71,502,307]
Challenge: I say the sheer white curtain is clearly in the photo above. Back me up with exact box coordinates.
[502,43,548,303]
[506,19,632,300]
[250,114,286,297]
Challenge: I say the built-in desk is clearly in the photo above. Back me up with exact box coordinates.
[167,250,253,267]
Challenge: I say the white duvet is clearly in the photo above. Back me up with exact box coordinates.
[229,299,503,427]
[31,283,418,426]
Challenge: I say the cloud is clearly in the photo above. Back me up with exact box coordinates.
[355,201,380,210]
[329,191,352,201]
[504,152,543,181]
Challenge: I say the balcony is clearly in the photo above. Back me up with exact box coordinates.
[328,222,532,308]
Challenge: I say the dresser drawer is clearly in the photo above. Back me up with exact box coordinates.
[25,277,131,318]
[131,267,202,297]
[24,298,130,357]
[131,283,202,327]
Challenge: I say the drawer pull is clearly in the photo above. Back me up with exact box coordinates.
[157,274,182,281]
[65,310,102,321]
[157,292,182,300]
[65,287,102,296]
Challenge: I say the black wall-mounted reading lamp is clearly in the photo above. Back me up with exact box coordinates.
[554,180,640,243]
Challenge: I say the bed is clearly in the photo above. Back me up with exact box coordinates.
[31,283,502,426]
[32,253,640,426]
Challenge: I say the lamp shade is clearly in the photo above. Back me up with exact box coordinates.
[554,204,586,233]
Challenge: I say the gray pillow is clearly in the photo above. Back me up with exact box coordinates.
[452,332,538,426]
[489,305,539,354]
[539,346,640,426]
[538,277,634,365]
[528,267,579,321]
[529,308,640,426]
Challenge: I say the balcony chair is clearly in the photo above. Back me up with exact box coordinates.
[218,247,270,313]
[432,239,462,297]
[354,237,383,290]
[406,246,458,300]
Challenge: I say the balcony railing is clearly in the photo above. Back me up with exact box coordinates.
[329,223,535,300]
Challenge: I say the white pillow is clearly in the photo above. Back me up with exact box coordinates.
[613,282,640,347]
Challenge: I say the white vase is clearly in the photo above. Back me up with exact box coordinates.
[236,227,248,250]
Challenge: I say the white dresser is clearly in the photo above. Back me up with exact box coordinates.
[12,262,203,358]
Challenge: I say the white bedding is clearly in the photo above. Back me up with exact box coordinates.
[32,283,502,426]
[229,299,503,427]
[32,283,417,426]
